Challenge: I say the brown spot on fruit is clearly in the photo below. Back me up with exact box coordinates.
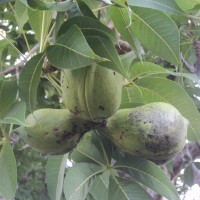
[52,128,60,137]
[120,132,125,140]
[61,64,123,120]
[70,106,81,115]
[56,140,62,144]
[106,102,188,165]
[19,108,94,155]
[98,106,105,110]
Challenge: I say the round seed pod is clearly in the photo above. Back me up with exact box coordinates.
[103,102,188,164]
[16,109,95,154]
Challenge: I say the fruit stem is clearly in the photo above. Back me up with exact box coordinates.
[45,73,62,96]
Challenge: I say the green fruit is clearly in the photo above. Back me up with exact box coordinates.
[61,64,123,121]
[15,109,96,154]
[102,102,188,164]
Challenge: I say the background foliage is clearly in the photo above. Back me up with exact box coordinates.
[0,0,200,200]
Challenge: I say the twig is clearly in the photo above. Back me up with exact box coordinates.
[0,44,39,75]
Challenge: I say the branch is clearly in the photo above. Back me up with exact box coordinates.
[181,53,196,74]
[172,142,200,182]
[0,44,39,75]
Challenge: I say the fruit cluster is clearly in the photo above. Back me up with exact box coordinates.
[16,64,188,164]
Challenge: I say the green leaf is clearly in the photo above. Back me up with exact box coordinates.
[19,53,45,112]
[131,7,180,65]
[135,76,200,142]
[131,61,200,83]
[18,0,28,6]
[108,176,154,200]
[70,133,105,166]
[115,157,179,200]
[131,61,167,80]
[80,0,99,12]
[128,0,183,14]
[53,12,66,42]
[47,25,106,70]
[121,85,153,109]
[174,0,197,11]
[194,162,200,170]
[28,4,53,50]
[46,154,68,200]
[1,101,26,126]
[120,51,137,74]
[86,36,129,78]
[27,0,74,11]
[111,0,127,7]
[77,0,97,18]
[184,164,195,187]
[86,193,95,200]
[109,7,142,60]
[88,172,109,200]
[90,133,113,165]
[58,16,116,43]
[64,163,103,200]
[0,80,17,119]
[0,140,17,200]
[0,40,11,52]
[15,0,28,29]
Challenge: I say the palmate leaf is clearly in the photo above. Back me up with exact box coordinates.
[111,0,127,7]
[58,16,116,43]
[77,1,97,18]
[0,140,17,200]
[0,79,17,120]
[130,61,167,79]
[195,162,200,170]
[174,0,198,11]
[46,154,68,200]
[86,193,95,200]
[64,163,103,200]
[90,133,113,165]
[130,61,199,83]
[135,76,200,142]
[80,0,99,12]
[120,51,137,74]
[15,0,28,29]
[109,7,142,60]
[131,7,180,65]
[184,164,195,187]
[87,172,109,200]
[121,85,160,109]
[19,53,45,112]
[71,132,113,166]
[46,25,106,70]
[28,2,53,50]
[27,0,74,11]
[1,101,26,126]
[86,36,129,78]
[128,0,183,14]
[108,176,154,200]
[114,157,179,200]
[70,132,106,166]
